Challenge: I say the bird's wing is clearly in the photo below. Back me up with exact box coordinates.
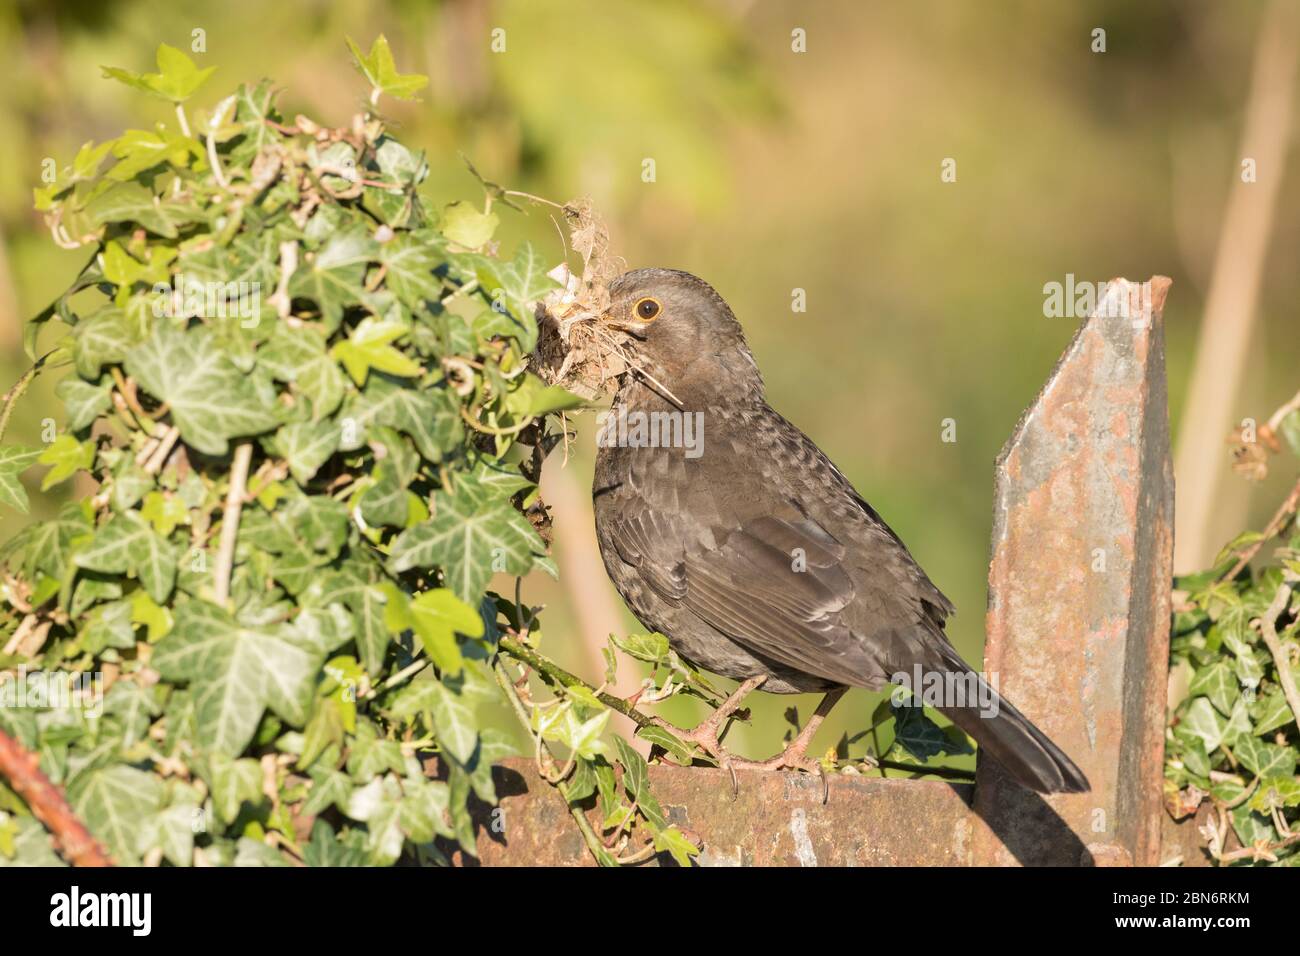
[605,486,883,685]
[678,512,887,686]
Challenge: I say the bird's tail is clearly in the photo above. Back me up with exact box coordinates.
[916,644,1090,794]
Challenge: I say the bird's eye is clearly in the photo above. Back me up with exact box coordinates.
[634,297,662,321]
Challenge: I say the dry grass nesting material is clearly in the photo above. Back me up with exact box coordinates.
[532,199,636,402]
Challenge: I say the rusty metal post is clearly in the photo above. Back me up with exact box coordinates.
[968,276,1174,866]
[474,277,1175,866]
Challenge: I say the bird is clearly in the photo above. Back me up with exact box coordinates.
[590,267,1089,795]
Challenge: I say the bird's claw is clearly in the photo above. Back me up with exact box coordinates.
[725,746,834,803]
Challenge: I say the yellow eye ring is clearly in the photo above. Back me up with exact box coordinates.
[634,297,662,321]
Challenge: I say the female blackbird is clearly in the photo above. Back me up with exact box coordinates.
[591,268,1088,794]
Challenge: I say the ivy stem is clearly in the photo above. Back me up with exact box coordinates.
[1258,580,1300,729]
[1219,473,1300,583]
[460,406,535,437]
[213,442,254,607]
[0,351,56,445]
[174,102,191,138]
[498,636,652,730]
[493,658,613,864]
[371,657,430,697]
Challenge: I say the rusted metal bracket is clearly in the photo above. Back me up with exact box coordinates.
[970,275,1174,866]
[476,276,1176,866]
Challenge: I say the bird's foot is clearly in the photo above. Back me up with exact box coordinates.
[647,674,768,780]
[725,741,835,803]
[720,687,851,804]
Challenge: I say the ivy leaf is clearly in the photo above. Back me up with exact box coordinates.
[341,375,462,463]
[654,826,701,867]
[346,719,405,782]
[1248,776,1300,814]
[264,420,340,485]
[72,307,144,380]
[126,322,280,456]
[84,181,195,239]
[0,446,42,512]
[203,754,263,825]
[152,600,328,755]
[82,600,136,654]
[1188,661,1239,716]
[610,631,670,664]
[405,588,484,675]
[106,129,204,181]
[38,435,96,491]
[1234,736,1297,778]
[614,736,665,830]
[891,703,971,760]
[389,482,546,601]
[139,491,189,537]
[507,374,586,417]
[56,377,112,432]
[74,510,177,603]
[425,680,479,764]
[1177,696,1227,754]
[258,323,347,420]
[345,35,428,102]
[289,227,375,331]
[303,769,353,817]
[378,235,444,305]
[68,765,165,865]
[101,43,215,103]
[440,201,498,249]
[1251,687,1298,736]
[331,317,423,386]
[457,243,558,351]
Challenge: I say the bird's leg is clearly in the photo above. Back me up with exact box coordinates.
[649,674,767,768]
[728,687,849,802]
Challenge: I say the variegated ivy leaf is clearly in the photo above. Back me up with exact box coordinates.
[264,420,340,485]
[451,242,557,352]
[55,376,112,432]
[0,445,42,513]
[1234,736,1297,779]
[339,375,461,463]
[73,509,177,603]
[301,561,390,677]
[378,234,444,304]
[388,482,546,602]
[202,753,263,825]
[1,501,92,580]
[288,228,376,332]
[72,307,144,380]
[151,599,337,756]
[68,765,165,865]
[258,323,347,420]
[126,322,280,456]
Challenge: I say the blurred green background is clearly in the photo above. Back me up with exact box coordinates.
[2,0,1298,767]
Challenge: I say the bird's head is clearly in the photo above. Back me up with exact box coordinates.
[600,268,764,404]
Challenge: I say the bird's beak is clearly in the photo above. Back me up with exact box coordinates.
[600,312,649,339]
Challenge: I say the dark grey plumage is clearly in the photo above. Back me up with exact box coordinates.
[591,268,1088,794]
